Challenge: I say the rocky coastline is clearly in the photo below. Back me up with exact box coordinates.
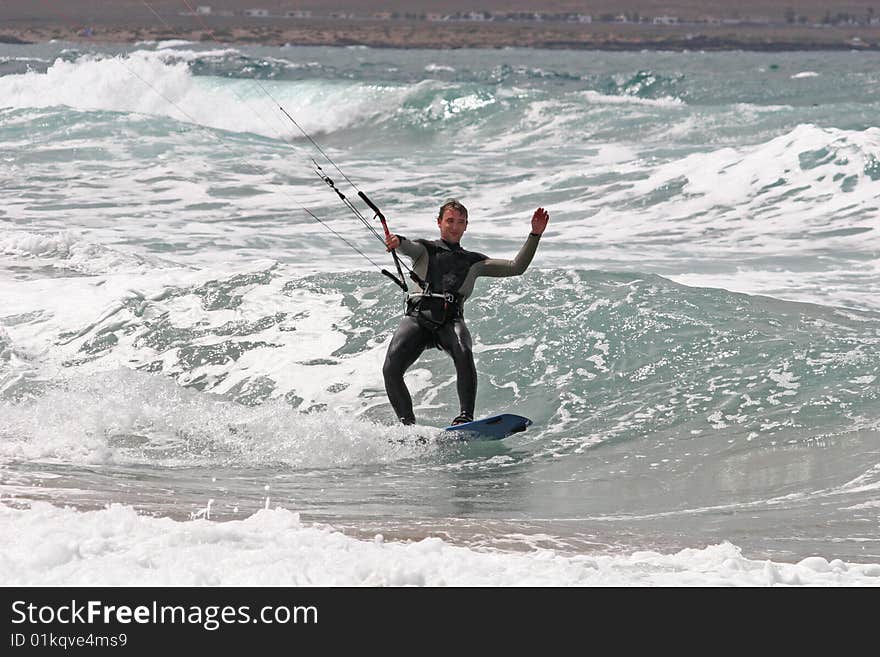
[1,17,879,51]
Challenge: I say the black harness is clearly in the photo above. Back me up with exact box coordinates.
[406,291,460,330]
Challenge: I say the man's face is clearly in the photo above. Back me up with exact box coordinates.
[437,208,468,243]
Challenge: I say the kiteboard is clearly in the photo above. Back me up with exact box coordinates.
[441,413,532,441]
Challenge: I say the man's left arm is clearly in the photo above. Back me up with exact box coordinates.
[476,207,549,277]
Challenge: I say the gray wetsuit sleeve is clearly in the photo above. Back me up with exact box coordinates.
[396,236,428,282]
[458,233,541,301]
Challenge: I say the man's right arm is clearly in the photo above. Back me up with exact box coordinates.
[387,235,427,263]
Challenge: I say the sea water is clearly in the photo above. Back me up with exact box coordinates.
[1,42,879,585]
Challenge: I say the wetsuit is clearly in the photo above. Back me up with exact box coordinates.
[383,233,542,425]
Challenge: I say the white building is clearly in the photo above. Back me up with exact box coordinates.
[243,9,269,18]
[653,16,678,25]
[196,5,211,14]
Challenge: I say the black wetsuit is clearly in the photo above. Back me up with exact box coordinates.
[383,233,541,425]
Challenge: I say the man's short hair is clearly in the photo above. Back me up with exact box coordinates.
[438,198,468,220]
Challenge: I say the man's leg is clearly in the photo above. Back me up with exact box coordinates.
[383,316,429,425]
[436,319,477,424]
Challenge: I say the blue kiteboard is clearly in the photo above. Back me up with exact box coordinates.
[442,413,532,441]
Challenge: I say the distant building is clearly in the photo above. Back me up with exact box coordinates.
[243,9,269,18]
[653,16,678,25]
[577,15,592,23]
[196,5,211,15]
[285,10,311,18]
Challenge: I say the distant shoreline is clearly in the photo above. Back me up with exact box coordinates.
[1,18,879,51]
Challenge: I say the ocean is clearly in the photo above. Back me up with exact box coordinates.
[1,41,879,586]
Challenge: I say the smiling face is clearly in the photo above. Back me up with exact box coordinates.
[437,207,468,244]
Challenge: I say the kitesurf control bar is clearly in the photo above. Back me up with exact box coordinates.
[358,191,387,228]
[359,191,409,292]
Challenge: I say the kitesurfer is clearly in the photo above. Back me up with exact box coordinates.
[383,199,549,426]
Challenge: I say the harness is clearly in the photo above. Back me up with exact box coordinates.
[405,291,461,331]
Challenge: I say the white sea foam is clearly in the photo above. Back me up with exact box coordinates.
[0,230,167,274]
[0,230,77,257]
[0,260,403,416]
[0,369,434,468]
[581,89,685,107]
[670,265,880,312]
[154,40,199,50]
[0,50,415,138]
[1,502,877,586]
[0,56,51,63]
[546,123,880,309]
[601,124,880,214]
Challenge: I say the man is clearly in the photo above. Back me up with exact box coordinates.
[383,199,549,426]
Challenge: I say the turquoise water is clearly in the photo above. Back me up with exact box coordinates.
[1,43,879,570]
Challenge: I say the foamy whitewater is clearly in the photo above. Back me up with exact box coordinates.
[1,43,879,586]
